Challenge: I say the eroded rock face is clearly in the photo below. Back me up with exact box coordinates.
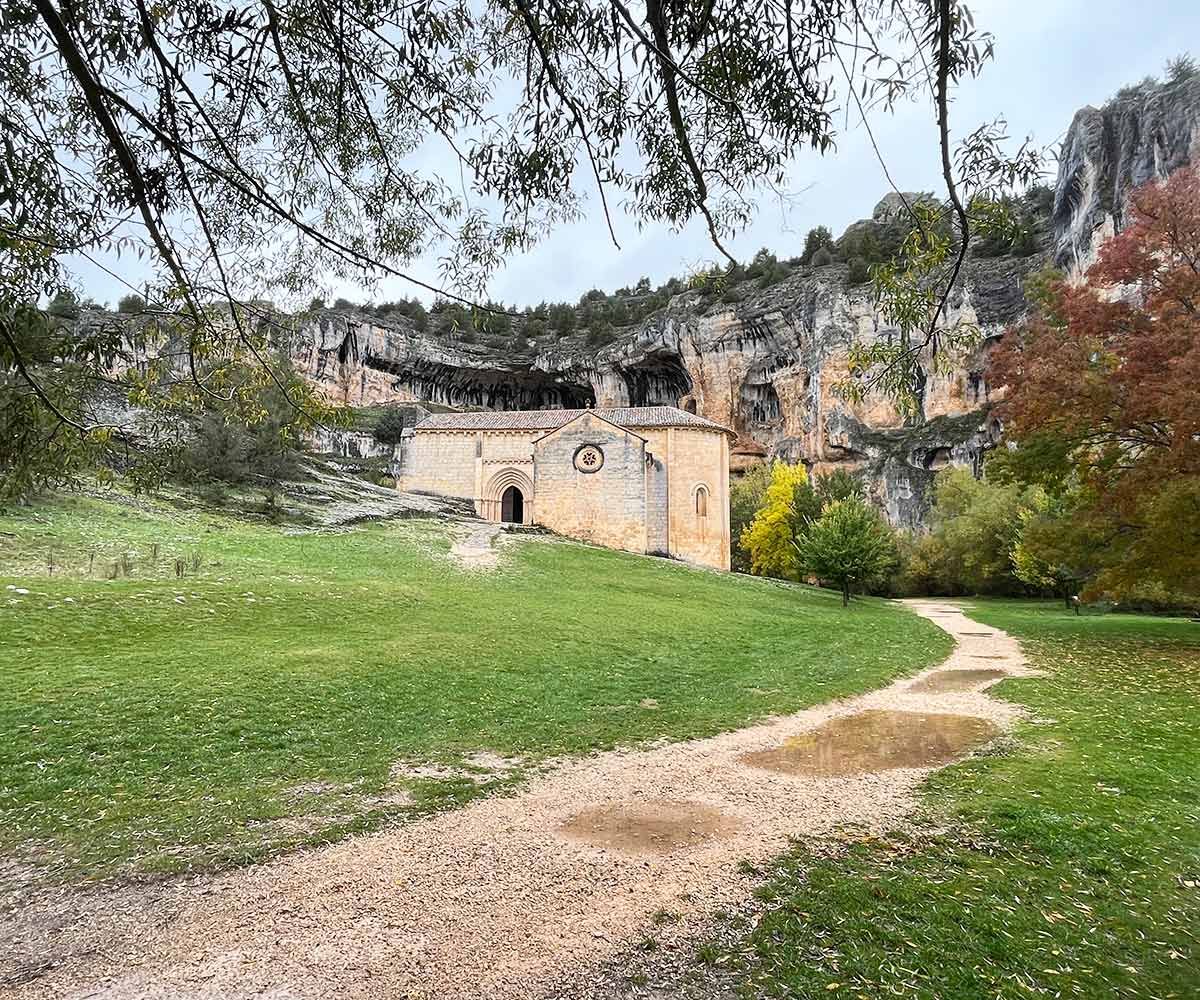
[296,246,1039,528]
[288,79,1198,527]
[1054,73,1200,272]
[289,315,600,411]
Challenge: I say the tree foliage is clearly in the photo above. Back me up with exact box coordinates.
[893,467,1043,597]
[838,171,1041,420]
[0,304,115,505]
[795,498,898,605]
[45,289,81,319]
[989,166,1200,599]
[735,464,866,579]
[1009,487,1098,608]
[791,468,865,534]
[730,461,774,574]
[0,0,915,317]
[0,0,1039,466]
[801,225,834,264]
[930,467,1027,593]
[740,460,809,580]
[173,356,320,507]
[372,407,409,446]
[970,190,1043,258]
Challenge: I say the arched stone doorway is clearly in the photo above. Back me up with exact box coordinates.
[482,466,534,524]
[501,485,524,524]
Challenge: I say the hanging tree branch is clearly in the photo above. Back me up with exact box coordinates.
[930,0,972,352]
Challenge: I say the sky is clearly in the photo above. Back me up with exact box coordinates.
[73,0,1200,310]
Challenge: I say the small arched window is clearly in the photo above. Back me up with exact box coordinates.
[695,485,708,517]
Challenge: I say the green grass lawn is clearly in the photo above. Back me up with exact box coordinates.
[0,494,950,888]
[706,600,1200,999]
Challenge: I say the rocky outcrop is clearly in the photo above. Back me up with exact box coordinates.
[586,255,1038,527]
[290,314,602,412]
[296,230,1041,528]
[1054,71,1200,272]
[289,75,1198,527]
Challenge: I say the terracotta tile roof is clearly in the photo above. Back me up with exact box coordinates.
[414,405,733,435]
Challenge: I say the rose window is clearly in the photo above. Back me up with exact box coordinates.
[574,445,604,473]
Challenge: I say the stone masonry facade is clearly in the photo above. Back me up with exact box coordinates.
[396,406,732,570]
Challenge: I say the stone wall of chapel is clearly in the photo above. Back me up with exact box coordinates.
[645,453,669,555]
[533,415,648,555]
[396,430,477,499]
[480,431,539,462]
[478,431,539,522]
[396,418,730,570]
[398,429,542,509]
[640,428,730,570]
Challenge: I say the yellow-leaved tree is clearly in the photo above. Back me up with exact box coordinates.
[740,461,809,579]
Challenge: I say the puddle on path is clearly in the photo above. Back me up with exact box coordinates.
[972,654,1007,660]
[560,799,741,855]
[741,710,1000,777]
[960,631,997,637]
[908,668,1009,693]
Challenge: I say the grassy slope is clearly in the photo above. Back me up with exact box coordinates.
[711,601,1199,999]
[0,495,950,886]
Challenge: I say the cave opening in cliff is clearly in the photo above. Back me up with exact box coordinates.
[920,447,953,470]
[741,381,782,426]
[337,329,356,365]
[362,356,595,410]
[617,352,692,407]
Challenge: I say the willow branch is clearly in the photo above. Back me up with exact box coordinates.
[642,0,735,266]
[0,313,118,434]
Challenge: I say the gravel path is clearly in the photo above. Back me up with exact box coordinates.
[2,601,1033,1000]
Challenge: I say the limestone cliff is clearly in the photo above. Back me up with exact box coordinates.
[82,75,1197,527]
[294,227,1044,527]
[1054,71,1200,272]
[290,75,1197,526]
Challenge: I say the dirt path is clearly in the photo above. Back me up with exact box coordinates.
[449,522,505,570]
[2,601,1033,1000]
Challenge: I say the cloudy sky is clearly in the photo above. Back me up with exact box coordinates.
[74,0,1198,310]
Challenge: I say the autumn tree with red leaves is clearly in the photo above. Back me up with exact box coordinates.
[989,166,1200,600]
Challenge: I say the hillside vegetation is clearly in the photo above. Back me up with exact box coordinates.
[300,185,1052,356]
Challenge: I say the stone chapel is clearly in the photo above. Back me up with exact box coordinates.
[395,406,732,570]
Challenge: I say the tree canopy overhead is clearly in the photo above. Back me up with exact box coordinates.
[1,2,1018,312]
